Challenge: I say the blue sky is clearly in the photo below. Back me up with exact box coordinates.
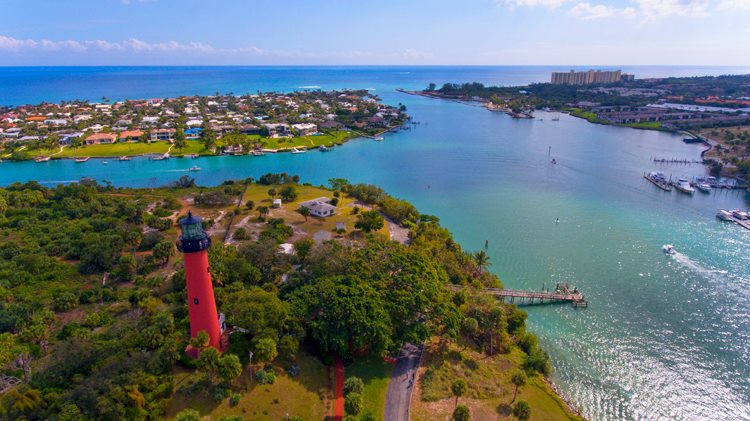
[1,0,749,65]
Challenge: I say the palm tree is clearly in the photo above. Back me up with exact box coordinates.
[472,250,491,275]
[299,206,311,222]
[451,379,467,408]
[511,370,527,403]
[258,206,269,220]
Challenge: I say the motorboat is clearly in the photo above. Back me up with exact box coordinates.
[189,166,201,172]
[731,209,749,220]
[662,244,676,255]
[251,150,265,156]
[34,156,51,163]
[189,154,199,159]
[644,172,672,191]
[291,148,306,154]
[118,156,130,161]
[375,137,384,141]
[716,209,734,221]
[674,178,694,194]
[102,161,109,165]
[695,182,711,193]
[74,157,90,163]
[319,145,332,152]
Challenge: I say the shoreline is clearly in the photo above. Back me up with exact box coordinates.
[401,88,750,181]
[16,128,406,162]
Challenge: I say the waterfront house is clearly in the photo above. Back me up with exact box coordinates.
[292,123,318,136]
[59,132,83,146]
[299,197,337,217]
[150,128,175,142]
[263,123,292,138]
[239,124,260,135]
[85,132,117,145]
[320,120,343,130]
[119,130,144,142]
[184,127,202,139]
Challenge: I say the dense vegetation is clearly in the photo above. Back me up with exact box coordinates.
[0,177,549,420]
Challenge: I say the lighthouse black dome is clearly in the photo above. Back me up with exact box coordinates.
[177,211,211,253]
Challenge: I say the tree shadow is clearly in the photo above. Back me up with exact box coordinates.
[497,402,513,417]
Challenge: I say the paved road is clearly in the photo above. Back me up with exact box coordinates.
[384,343,423,421]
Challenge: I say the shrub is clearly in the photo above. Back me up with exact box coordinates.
[175,409,201,421]
[344,376,364,396]
[233,227,250,241]
[452,404,470,421]
[255,369,276,384]
[513,400,531,420]
[229,393,242,406]
[53,292,78,312]
[344,391,363,415]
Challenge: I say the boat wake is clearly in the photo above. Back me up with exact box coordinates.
[670,251,728,278]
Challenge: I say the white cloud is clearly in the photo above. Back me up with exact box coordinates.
[499,0,571,10]
[0,35,215,53]
[569,2,639,19]
[569,2,618,19]
[634,0,709,20]
[718,0,750,9]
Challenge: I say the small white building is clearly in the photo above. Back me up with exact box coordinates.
[278,243,294,254]
[299,197,337,217]
[272,198,282,208]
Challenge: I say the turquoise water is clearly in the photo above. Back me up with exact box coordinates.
[2,67,750,420]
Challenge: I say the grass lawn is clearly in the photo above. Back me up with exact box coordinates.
[259,131,354,150]
[239,184,390,240]
[37,140,209,158]
[345,356,394,420]
[411,339,581,421]
[624,121,664,130]
[566,108,609,125]
[167,351,330,420]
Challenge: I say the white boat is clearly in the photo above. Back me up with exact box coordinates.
[695,182,711,192]
[102,161,109,165]
[118,156,130,161]
[74,157,90,163]
[319,145,332,152]
[375,137,384,141]
[251,150,265,156]
[716,210,734,221]
[662,244,676,255]
[189,166,201,172]
[34,156,51,163]
[731,209,749,220]
[674,178,694,194]
[291,148,306,154]
[189,154,199,159]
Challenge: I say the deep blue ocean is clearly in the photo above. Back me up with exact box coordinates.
[1,66,750,420]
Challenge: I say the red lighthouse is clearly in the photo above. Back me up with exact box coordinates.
[177,211,224,356]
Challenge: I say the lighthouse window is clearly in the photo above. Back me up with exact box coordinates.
[193,298,199,305]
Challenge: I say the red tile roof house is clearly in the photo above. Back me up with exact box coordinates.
[119,130,144,142]
[84,132,117,145]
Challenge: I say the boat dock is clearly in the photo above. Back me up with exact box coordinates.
[718,209,750,231]
[447,282,588,307]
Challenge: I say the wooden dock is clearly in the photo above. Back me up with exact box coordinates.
[448,282,588,308]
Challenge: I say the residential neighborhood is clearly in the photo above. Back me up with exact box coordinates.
[0,90,409,160]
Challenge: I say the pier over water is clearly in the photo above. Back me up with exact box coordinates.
[448,283,588,307]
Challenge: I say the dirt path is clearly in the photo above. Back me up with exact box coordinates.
[386,218,410,245]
